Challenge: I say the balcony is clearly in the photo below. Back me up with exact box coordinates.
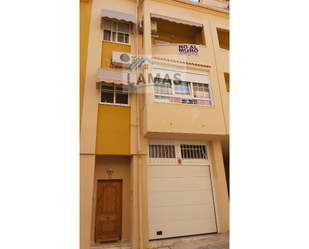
[151,14,205,48]
[152,44,211,66]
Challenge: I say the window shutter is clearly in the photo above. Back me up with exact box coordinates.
[104,19,112,30]
[118,22,130,33]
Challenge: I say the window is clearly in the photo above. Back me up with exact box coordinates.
[224,72,229,92]
[103,19,130,44]
[217,28,229,51]
[180,144,208,160]
[149,145,176,158]
[100,83,129,105]
[153,78,212,106]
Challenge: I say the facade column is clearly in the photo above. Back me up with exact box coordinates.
[130,155,139,249]
[209,140,229,233]
[80,155,96,249]
[80,0,102,247]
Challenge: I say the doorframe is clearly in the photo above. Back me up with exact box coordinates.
[94,179,123,242]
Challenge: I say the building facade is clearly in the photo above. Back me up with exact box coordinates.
[80,0,229,248]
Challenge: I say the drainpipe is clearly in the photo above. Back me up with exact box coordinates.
[136,91,143,249]
[136,2,144,249]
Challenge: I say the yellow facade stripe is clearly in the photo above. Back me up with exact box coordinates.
[80,0,92,130]
[96,105,131,155]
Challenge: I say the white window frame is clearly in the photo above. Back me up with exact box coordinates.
[99,83,130,106]
[103,19,131,45]
[153,78,213,107]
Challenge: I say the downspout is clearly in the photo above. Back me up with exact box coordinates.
[136,1,144,248]
[136,91,143,249]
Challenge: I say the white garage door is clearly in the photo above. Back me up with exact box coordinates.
[148,141,217,240]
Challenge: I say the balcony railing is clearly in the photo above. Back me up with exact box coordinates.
[152,44,209,65]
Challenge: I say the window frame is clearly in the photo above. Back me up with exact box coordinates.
[103,19,131,45]
[99,83,130,107]
[153,78,213,107]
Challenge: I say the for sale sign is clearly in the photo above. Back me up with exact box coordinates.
[178,44,199,56]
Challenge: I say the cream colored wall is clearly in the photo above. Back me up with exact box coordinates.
[139,0,229,241]
[209,140,229,232]
[90,156,132,241]
[130,156,139,247]
[142,0,229,137]
[210,22,229,134]
[143,62,226,136]
[80,155,96,249]
[201,0,229,9]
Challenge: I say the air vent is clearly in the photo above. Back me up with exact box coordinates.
[138,18,144,34]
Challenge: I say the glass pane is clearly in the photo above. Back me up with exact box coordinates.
[173,80,190,95]
[118,33,124,43]
[103,30,111,41]
[116,84,128,92]
[154,78,171,95]
[193,82,210,99]
[125,34,129,44]
[116,93,128,104]
[101,83,114,91]
[112,32,116,42]
[154,95,169,102]
[101,92,114,103]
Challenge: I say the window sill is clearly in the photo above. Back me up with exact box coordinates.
[102,40,131,46]
[154,99,213,107]
[219,48,229,52]
[152,44,206,47]
[99,102,130,107]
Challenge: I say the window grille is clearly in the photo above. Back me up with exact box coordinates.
[149,145,176,158]
[148,140,209,165]
[180,144,207,160]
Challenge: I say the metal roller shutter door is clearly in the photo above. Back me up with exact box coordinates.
[148,164,217,240]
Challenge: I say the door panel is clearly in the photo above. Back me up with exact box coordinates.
[95,180,122,242]
[148,165,217,240]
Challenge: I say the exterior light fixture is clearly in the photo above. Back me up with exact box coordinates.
[107,167,114,179]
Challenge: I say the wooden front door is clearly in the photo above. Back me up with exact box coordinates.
[95,180,122,242]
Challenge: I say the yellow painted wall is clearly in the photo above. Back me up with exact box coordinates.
[90,156,132,241]
[209,140,229,232]
[101,41,131,70]
[80,0,92,129]
[96,105,131,155]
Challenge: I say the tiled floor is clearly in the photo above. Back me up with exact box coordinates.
[89,232,229,249]
[90,240,132,249]
[149,232,229,249]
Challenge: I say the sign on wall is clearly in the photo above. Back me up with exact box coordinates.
[178,44,199,56]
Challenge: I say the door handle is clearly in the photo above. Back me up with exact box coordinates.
[107,216,110,219]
